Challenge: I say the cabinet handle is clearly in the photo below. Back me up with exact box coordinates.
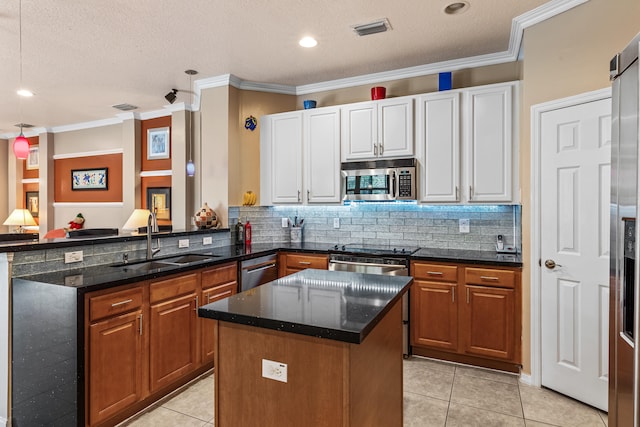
[480,276,499,281]
[469,186,473,200]
[139,313,143,336]
[207,294,211,303]
[374,144,378,156]
[427,271,443,276]
[455,186,459,200]
[194,295,199,311]
[451,288,455,303]
[298,190,301,202]
[298,261,312,265]
[111,299,132,307]
[379,143,383,155]
[307,189,310,201]
[466,288,470,304]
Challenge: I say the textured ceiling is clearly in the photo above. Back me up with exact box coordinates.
[0,0,552,135]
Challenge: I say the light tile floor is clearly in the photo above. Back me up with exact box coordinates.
[120,356,608,427]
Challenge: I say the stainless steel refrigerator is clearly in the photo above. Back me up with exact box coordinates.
[610,32,640,427]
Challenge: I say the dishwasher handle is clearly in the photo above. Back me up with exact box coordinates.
[243,260,277,273]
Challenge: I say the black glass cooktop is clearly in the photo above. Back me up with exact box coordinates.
[330,244,420,256]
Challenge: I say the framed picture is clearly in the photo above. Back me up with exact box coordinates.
[71,168,108,190]
[26,146,39,170]
[147,127,170,160]
[147,187,171,220]
[25,191,39,218]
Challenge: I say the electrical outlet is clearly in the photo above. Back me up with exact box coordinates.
[203,236,213,245]
[262,359,287,383]
[282,218,289,228]
[333,218,340,229]
[178,239,190,248]
[459,219,470,233]
[64,250,83,264]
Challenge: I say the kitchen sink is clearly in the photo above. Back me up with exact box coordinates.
[164,254,220,264]
[120,261,179,272]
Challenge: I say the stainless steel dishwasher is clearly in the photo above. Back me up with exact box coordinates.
[240,253,278,291]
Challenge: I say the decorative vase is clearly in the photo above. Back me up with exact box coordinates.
[194,202,219,229]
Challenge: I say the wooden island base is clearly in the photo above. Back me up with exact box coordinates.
[213,301,403,427]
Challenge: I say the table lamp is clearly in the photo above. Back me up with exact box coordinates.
[122,209,152,233]
[3,209,37,233]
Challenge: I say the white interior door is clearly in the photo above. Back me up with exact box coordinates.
[540,97,611,410]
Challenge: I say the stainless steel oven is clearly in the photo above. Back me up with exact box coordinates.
[341,158,416,201]
[329,245,417,357]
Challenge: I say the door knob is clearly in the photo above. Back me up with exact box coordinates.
[544,259,562,269]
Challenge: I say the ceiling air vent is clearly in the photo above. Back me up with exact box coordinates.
[352,19,392,37]
[13,123,34,128]
[112,103,138,111]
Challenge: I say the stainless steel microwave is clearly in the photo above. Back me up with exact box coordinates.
[341,158,417,201]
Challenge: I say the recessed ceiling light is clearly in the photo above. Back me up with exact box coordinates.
[17,89,34,97]
[444,2,469,15]
[299,36,318,48]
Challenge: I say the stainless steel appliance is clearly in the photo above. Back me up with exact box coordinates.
[240,254,278,292]
[610,32,640,427]
[329,244,420,357]
[341,158,416,201]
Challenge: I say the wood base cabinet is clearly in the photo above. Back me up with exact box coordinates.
[410,261,521,372]
[84,262,237,427]
[278,252,328,277]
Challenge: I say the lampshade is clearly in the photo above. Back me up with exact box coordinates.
[13,134,30,159]
[122,209,151,231]
[3,208,37,232]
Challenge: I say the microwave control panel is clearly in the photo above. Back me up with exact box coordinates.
[397,168,414,198]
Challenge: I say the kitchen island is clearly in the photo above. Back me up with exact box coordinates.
[198,268,412,427]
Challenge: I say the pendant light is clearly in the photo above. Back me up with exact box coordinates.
[185,69,198,177]
[14,0,30,159]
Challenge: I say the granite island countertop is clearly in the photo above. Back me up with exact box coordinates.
[198,268,413,344]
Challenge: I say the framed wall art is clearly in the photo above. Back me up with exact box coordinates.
[147,127,170,160]
[71,168,108,190]
[147,187,171,220]
[26,146,39,170]
[25,191,39,218]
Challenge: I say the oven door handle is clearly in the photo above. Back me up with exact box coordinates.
[391,170,397,199]
[330,259,406,269]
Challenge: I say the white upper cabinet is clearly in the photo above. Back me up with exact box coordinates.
[260,107,341,205]
[342,97,414,161]
[415,82,518,204]
[416,91,461,202]
[304,107,341,204]
[464,83,515,203]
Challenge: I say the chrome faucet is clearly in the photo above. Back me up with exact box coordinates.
[147,212,160,259]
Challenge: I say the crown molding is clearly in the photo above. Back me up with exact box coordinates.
[53,202,124,208]
[50,117,123,134]
[21,178,39,184]
[139,170,172,177]
[52,148,124,160]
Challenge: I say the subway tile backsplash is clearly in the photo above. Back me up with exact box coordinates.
[230,204,521,251]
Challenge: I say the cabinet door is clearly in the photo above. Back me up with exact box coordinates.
[465,84,513,202]
[201,282,237,363]
[461,285,515,361]
[88,310,144,425]
[378,98,414,158]
[271,112,303,203]
[305,107,341,203]
[149,293,198,392]
[417,92,460,202]
[411,280,458,351]
[342,102,377,161]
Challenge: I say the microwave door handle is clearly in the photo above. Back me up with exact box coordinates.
[391,171,397,198]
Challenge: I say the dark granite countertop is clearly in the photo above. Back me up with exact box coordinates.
[198,268,412,344]
[11,241,521,293]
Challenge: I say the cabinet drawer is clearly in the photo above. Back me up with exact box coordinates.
[285,254,328,269]
[412,263,458,282]
[203,282,237,305]
[465,267,515,289]
[201,262,237,288]
[89,287,143,322]
[150,272,198,304]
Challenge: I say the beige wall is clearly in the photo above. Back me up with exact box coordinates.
[53,124,122,155]
[296,61,522,108]
[0,139,7,232]
[519,0,640,374]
